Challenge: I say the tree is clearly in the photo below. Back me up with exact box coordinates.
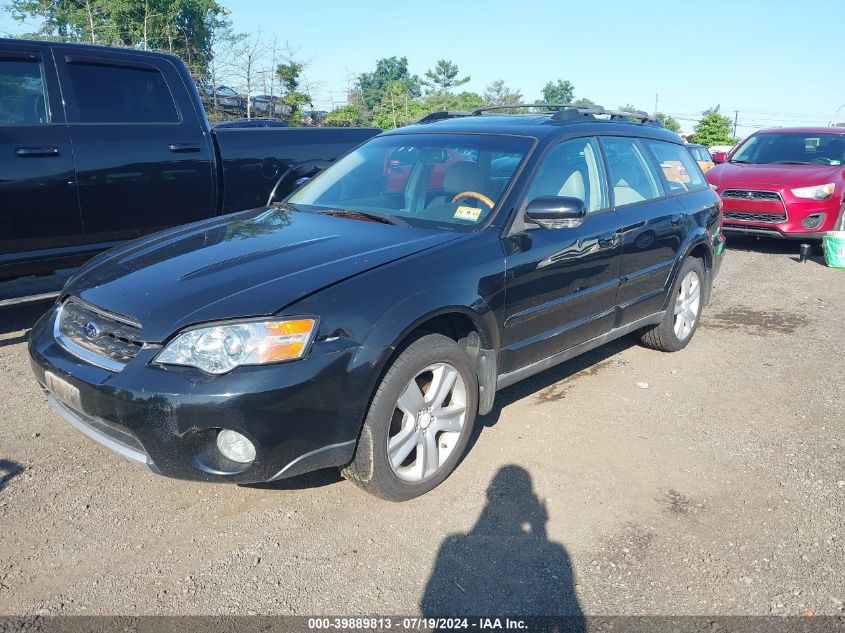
[540,79,574,104]
[324,104,367,128]
[7,0,226,75]
[483,80,522,109]
[357,56,421,112]
[227,30,264,118]
[572,97,595,107]
[423,59,469,93]
[655,112,681,133]
[692,105,738,146]
[372,81,424,130]
[276,47,312,125]
[421,90,483,115]
[618,103,641,113]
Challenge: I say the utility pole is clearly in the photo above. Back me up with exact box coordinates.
[653,93,658,117]
[733,110,739,137]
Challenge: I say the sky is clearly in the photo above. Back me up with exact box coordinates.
[2,0,843,139]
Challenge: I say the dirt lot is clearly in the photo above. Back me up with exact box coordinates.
[0,238,843,617]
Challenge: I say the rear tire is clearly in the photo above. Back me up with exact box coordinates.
[640,257,706,352]
[342,334,478,501]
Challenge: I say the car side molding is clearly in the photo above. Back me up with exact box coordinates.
[495,311,665,391]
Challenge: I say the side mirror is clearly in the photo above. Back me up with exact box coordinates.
[711,151,727,164]
[525,196,587,229]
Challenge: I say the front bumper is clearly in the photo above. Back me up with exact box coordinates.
[720,194,843,239]
[29,304,380,484]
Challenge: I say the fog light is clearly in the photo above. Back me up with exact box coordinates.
[802,213,825,229]
[216,429,256,463]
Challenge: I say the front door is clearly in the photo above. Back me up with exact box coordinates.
[0,43,82,276]
[53,48,215,250]
[501,136,623,374]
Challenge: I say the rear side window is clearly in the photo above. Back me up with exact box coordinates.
[647,140,706,193]
[65,61,178,123]
[601,137,663,206]
[0,58,48,124]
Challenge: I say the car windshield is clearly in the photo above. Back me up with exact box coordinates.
[287,134,533,231]
[730,132,845,165]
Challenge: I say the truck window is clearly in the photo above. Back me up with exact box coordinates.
[0,58,48,125]
[65,61,178,123]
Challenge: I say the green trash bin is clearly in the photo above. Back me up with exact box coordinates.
[822,231,845,269]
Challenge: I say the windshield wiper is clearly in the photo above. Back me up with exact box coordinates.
[775,160,812,165]
[319,209,409,226]
[728,159,752,164]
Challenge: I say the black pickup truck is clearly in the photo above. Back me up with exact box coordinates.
[0,38,378,281]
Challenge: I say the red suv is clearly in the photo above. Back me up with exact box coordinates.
[706,127,845,239]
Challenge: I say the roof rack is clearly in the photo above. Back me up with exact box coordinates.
[414,103,664,127]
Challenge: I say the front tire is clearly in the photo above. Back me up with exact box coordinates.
[342,334,478,501]
[640,257,706,352]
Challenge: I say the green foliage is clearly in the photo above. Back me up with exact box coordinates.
[423,59,469,93]
[656,112,681,133]
[421,90,482,113]
[692,105,738,147]
[618,103,641,113]
[6,0,226,75]
[483,79,522,111]
[276,53,311,125]
[540,79,574,104]
[372,81,424,130]
[323,104,367,128]
[572,97,595,107]
[357,56,421,112]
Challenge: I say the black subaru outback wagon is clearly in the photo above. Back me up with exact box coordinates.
[30,106,725,501]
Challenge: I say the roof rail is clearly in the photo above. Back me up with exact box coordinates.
[415,111,473,124]
[415,104,664,127]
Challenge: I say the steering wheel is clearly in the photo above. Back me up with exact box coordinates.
[451,191,495,209]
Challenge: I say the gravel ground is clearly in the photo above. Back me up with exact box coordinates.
[0,238,842,617]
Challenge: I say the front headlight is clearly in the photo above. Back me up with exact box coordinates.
[155,318,318,374]
[791,183,835,200]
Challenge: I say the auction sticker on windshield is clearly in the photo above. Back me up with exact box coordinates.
[454,206,482,221]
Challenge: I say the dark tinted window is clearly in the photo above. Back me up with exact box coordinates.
[601,137,663,206]
[65,61,178,123]
[0,58,48,124]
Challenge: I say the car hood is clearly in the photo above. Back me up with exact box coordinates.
[706,162,844,189]
[64,207,460,342]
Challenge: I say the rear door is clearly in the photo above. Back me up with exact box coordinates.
[501,136,623,373]
[601,136,690,325]
[54,48,215,249]
[0,42,82,275]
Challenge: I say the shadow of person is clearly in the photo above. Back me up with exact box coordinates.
[0,459,23,492]
[421,465,584,630]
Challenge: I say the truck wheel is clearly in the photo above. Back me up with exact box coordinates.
[342,333,478,501]
[640,257,706,352]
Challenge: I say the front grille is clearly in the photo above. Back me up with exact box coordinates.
[721,189,782,201]
[723,211,787,224]
[56,299,143,370]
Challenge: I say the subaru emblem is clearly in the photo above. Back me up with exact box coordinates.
[83,322,100,340]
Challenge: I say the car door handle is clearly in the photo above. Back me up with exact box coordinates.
[167,143,201,153]
[670,213,685,226]
[15,146,59,157]
[597,232,620,248]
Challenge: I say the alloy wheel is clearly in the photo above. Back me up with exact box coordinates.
[673,270,701,340]
[387,363,467,482]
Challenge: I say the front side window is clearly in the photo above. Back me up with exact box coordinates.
[0,58,48,125]
[65,61,178,123]
[288,134,533,231]
[730,132,845,166]
[647,140,706,193]
[525,137,608,212]
[601,137,663,206]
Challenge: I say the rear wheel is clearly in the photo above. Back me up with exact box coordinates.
[342,334,478,501]
[640,257,705,352]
